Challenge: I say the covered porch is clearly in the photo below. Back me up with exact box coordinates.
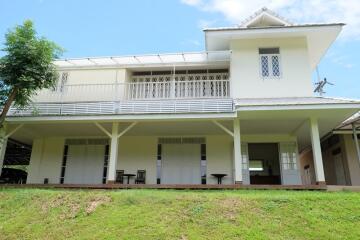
[3,105,356,187]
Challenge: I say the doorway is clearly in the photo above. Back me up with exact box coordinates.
[248,143,281,185]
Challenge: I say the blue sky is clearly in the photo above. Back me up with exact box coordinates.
[0,0,359,99]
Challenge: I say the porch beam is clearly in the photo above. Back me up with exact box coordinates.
[117,122,137,138]
[233,119,243,184]
[5,124,24,138]
[107,122,119,183]
[94,122,112,138]
[352,123,360,166]
[309,117,326,185]
[212,120,234,137]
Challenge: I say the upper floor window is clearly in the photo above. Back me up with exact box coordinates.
[57,72,68,92]
[259,48,281,78]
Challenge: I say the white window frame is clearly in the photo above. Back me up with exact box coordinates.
[259,48,282,79]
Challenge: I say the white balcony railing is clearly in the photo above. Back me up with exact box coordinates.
[33,73,230,103]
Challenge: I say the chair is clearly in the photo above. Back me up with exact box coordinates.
[135,170,146,184]
[116,170,124,184]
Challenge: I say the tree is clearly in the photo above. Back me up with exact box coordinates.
[0,20,62,124]
[0,20,62,165]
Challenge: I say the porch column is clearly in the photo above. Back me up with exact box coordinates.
[233,118,243,184]
[352,123,360,165]
[309,117,326,185]
[107,122,119,184]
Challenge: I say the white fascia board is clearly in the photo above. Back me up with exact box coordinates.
[235,103,360,111]
[205,24,343,39]
[5,112,237,123]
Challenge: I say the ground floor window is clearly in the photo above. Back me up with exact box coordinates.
[59,145,68,184]
[201,144,206,184]
[102,145,109,184]
[157,144,162,184]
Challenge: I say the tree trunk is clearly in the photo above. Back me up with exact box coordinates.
[0,87,18,126]
[0,126,6,176]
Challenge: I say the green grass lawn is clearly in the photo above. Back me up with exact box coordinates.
[0,188,360,240]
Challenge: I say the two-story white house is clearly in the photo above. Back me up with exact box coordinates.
[2,8,360,187]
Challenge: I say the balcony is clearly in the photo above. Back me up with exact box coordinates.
[9,71,233,117]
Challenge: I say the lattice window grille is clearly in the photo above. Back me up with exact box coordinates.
[56,72,68,92]
[260,54,281,78]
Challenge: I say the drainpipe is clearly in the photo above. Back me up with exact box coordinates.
[352,123,360,166]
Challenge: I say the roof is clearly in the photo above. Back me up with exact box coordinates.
[235,97,360,108]
[336,111,360,129]
[239,7,293,27]
[203,23,345,32]
[55,51,231,69]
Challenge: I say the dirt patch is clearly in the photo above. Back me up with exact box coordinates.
[216,197,252,221]
[40,194,112,219]
[85,195,111,215]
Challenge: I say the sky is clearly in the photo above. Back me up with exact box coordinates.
[0,0,359,99]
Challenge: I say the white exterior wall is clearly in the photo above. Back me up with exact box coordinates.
[34,68,131,102]
[27,138,65,184]
[117,136,158,184]
[206,135,234,184]
[230,37,313,98]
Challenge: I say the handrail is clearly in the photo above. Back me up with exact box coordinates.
[33,78,230,103]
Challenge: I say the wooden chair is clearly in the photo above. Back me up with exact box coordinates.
[116,170,124,184]
[135,170,146,184]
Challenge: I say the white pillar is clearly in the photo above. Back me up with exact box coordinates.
[309,117,326,184]
[233,119,243,184]
[107,122,119,183]
[352,123,360,166]
[0,127,7,176]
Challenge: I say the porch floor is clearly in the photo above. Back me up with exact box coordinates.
[0,184,327,190]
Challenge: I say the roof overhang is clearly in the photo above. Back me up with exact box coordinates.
[234,97,360,150]
[204,24,344,70]
[54,51,231,70]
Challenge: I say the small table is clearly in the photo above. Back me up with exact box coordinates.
[122,174,136,184]
[211,174,227,184]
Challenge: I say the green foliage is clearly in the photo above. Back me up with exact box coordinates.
[0,20,62,109]
[0,189,360,240]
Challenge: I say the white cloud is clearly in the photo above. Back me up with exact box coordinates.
[181,0,360,40]
[180,0,203,6]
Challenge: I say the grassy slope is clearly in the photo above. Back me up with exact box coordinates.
[0,189,360,240]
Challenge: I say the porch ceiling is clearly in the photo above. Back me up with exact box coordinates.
[8,118,309,146]
[7,107,357,151]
